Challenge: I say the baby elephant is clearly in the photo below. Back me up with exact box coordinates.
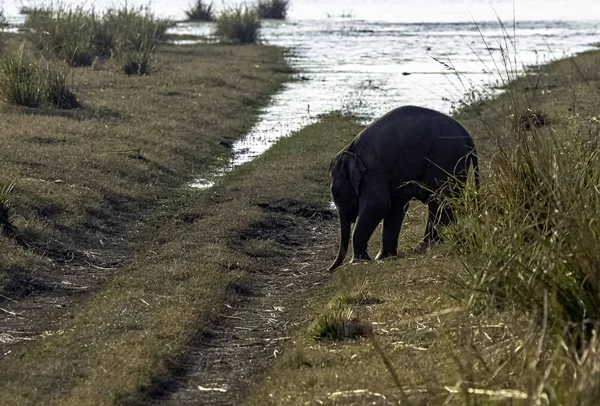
[328,105,478,271]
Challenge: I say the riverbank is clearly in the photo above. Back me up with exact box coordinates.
[243,48,600,404]
[0,38,290,404]
[2,32,599,406]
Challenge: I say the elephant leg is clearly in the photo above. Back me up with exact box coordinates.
[352,201,390,262]
[376,198,410,260]
[425,200,442,243]
[424,199,454,244]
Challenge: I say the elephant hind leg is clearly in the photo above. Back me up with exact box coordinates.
[424,200,455,244]
[376,198,410,260]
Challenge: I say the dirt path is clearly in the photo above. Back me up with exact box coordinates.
[149,202,339,405]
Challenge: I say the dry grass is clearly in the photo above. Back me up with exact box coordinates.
[0,35,290,404]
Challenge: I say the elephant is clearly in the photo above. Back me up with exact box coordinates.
[328,105,479,271]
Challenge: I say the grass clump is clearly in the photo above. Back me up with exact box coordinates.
[121,48,153,75]
[311,302,372,340]
[215,6,261,44]
[0,44,79,108]
[103,6,168,75]
[185,0,215,22]
[0,45,46,107]
[45,63,79,108]
[23,7,100,66]
[102,6,170,54]
[24,6,170,70]
[447,116,600,337]
[256,0,289,19]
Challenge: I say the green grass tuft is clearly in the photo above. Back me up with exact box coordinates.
[311,303,372,340]
[215,6,261,44]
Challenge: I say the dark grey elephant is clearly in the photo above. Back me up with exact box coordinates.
[328,105,479,271]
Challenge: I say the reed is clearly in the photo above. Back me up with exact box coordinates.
[24,6,170,69]
[215,6,261,44]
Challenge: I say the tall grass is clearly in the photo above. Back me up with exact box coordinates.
[121,47,153,75]
[256,0,289,19]
[102,7,167,75]
[102,6,170,54]
[185,0,215,22]
[215,6,261,44]
[45,63,80,108]
[432,26,600,402]
[24,7,99,66]
[24,6,170,71]
[447,117,600,331]
[0,45,46,107]
[0,44,79,108]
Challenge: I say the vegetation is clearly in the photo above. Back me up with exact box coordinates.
[185,0,215,21]
[0,38,290,404]
[447,119,600,332]
[24,7,103,66]
[215,6,261,44]
[23,6,170,70]
[311,301,372,340]
[0,9,5,52]
[2,3,600,403]
[0,45,46,107]
[0,43,79,108]
[256,0,290,19]
[120,46,153,75]
[45,63,80,108]
[0,181,16,238]
[440,48,600,403]
[243,49,600,404]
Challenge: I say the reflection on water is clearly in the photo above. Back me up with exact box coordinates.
[5,1,599,188]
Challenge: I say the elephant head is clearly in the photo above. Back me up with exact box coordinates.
[328,151,367,271]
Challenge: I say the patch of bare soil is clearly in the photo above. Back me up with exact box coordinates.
[148,200,338,405]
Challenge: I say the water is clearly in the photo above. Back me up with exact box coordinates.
[5,1,600,186]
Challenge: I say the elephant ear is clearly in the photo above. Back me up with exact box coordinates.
[342,151,367,196]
